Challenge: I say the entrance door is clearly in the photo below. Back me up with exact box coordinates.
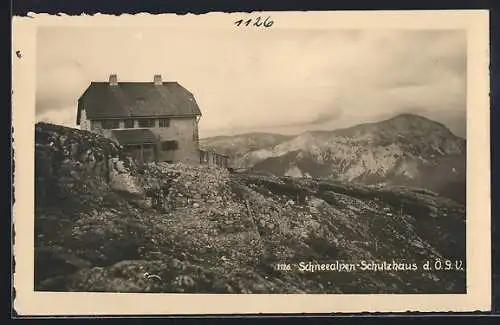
[142,144,156,163]
[123,145,142,164]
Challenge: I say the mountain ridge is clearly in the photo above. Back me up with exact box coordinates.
[34,122,466,294]
[200,113,466,204]
[200,113,465,142]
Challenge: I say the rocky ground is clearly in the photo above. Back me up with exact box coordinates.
[34,122,466,294]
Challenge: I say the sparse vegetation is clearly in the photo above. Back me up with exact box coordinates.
[34,122,466,294]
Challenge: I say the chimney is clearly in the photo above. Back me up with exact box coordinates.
[153,74,163,85]
[109,74,118,86]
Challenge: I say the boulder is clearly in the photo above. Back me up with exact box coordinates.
[109,173,144,196]
[114,160,128,173]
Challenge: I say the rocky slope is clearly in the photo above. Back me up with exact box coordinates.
[34,122,466,294]
[201,114,466,204]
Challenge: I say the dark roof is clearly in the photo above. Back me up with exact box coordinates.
[112,129,158,145]
[77,81,202,124]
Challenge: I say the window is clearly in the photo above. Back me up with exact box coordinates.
[159,118,170,128]
[138,118,155,128]
[124,119,134,128]
[161,140,179,151]
[101,119,120,129]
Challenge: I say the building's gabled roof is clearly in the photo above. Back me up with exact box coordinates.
[77,81,202,125]
[112,129,158,145]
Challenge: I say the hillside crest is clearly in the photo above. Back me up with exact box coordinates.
[34,122,466,294]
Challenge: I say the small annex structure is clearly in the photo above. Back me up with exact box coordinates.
[199,149,230,168]
[77,74,227,166]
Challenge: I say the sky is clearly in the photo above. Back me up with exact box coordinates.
[35,27,467,138]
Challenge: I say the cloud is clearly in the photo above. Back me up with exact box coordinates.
[309,108,344,125]
[35,60,89,116]
[36,106,77,128]
[35,27,466,137]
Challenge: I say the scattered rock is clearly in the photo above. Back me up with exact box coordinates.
[110,174,144,196]
[34,122,467,295]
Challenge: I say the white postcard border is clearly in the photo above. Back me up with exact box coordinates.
[12,10,491,315]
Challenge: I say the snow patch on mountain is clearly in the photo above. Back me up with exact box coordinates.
[284,165,304,178]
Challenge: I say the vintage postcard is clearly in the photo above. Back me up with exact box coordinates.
[12,10,491,315]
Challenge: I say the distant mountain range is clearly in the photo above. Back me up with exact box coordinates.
[200,114,466,204]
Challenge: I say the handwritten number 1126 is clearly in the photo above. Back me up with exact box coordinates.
[234,16,274,28]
